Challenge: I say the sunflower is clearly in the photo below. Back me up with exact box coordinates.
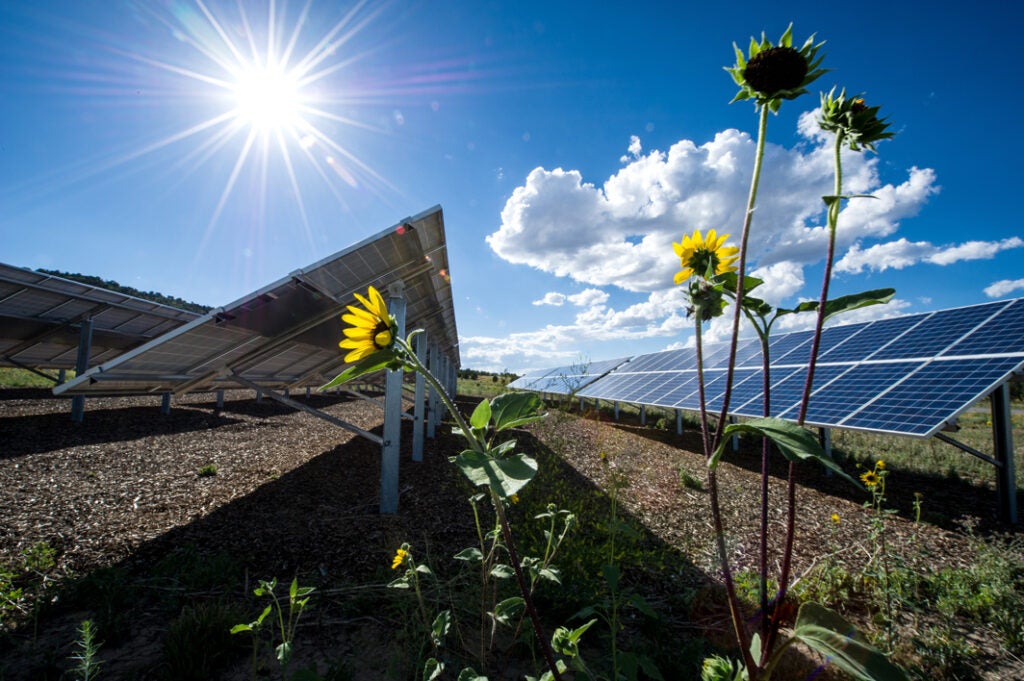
[860,470,880,488]
[339,286,396,363]
[726,24,826,112]
[673,229,739,284]
[391,547,408,570]
[831,512,841,526]
[818,88,894,152]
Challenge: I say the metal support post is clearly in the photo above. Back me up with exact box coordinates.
[640,404,646,426]
[676,409,683,435]
[412,331,428,462]
[426,343,438,439]
[216,389,225,409]
[256,388,263,402]
[160,393,171,415]
[579,396,585,412]
[58,369,66,384]
[992,383,1018,524]
[380,283,407,514]
[71,318,93,423]
[305,386,311,399]
[614,401,619,421]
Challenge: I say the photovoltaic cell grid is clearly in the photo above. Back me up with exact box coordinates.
[54,206,459,397]
[508,356,631,395]
[0,263,199,369]
[567,297,1024,438]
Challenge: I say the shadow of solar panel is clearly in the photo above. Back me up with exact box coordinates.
[871,303,1004,360]
[943,298,1024,356]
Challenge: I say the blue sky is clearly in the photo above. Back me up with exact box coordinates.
[2,1,1022,373]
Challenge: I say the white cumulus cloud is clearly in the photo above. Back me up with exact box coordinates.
[984,278,1024,298]
[532,292,567,306]
[487,122,939,297]
[836,236,1024,274]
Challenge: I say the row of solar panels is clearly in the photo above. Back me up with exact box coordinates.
[509,297,1024,438]
[1,206,459,396]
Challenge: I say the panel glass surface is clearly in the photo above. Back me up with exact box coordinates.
[870,304,1002,360]
[943,298,1024,357]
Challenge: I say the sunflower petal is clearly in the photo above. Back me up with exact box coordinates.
[367,286,389,319]
[342,313,376,329]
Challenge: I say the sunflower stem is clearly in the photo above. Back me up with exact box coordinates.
[713,103,769,452]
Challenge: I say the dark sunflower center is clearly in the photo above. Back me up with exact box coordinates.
[743,46,808,96]
[372,321,392,349]
[691,247,720,277]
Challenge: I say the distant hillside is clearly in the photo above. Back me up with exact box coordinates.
[36,269,213,315]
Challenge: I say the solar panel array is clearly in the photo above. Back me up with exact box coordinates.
[518,298,1024,438]
[54,206,459,397]
[0,264,199,370]
[508,356,631,395]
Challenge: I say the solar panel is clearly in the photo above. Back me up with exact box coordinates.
[54,206,459,397]
[0,264,199,370]
[528,297,1024,438]
[509,356,630,395]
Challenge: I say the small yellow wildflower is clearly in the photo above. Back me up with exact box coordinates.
[391,547,408,570]
[860,470,880,488]
[831,513,840,525]
[510,494,520,504]
[339,286,395,364]
[876,460,885,470]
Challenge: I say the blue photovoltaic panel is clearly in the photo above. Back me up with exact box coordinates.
[819,315,922,363]
[514,356,631,395]
[837,356,1024,435]
[783,361,918,425]
[870,304,1002,361]
[519,297,1024,438]
[767,330,814,364]
[943,298,1024,357]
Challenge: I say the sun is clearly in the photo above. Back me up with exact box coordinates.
[231,63,304,133]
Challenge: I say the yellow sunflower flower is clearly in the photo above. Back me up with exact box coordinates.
[673,229,739,284]
[391,547,408,570]
[339,286,395,363]
[860,470,879,488]
[830,512,840,526]
[876,460,885,470]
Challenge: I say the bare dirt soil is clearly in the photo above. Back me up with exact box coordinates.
[0,389,1019,680]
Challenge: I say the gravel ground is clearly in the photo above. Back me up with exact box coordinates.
[0,388,1020,679]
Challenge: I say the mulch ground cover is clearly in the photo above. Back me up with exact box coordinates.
[0,388,1019,679]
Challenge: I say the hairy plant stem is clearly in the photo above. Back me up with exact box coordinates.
[712,104,769,450]
[767,130,846,658]
[400,339,563,681]
[697,319,754,674]
[702,103,769,679]
[493,492,563,681]
[757,332,772,650]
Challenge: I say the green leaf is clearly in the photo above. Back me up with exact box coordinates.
[469,399,492,430]
[789,289,896,324]
[719,272,764,295]
[454,547,483,562]
[229,623,252,634]
[551,618,597,658]
[538,567,562,585]
[629,593,658,619]
[452,449,538,498]
[320,349,402,390]
[490,564,515,579]
[455,669,488,681]
[492,597,524,626]
[276,640,292,666]
[712,417,860,488]
[602,563,620,592]
[490,392,545,432]
[791,602,909,681]
[424,658,443,681]
[430,610,451,648]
